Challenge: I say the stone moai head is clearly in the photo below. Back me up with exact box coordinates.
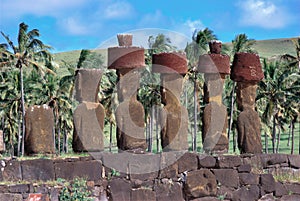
[231,52,264,110]
[75,69,103,103]
[152,52,188,105]
[117,68,140,100]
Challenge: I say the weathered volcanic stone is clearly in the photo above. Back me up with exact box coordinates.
[25,105,55,155]
[237,109,262,154]
[198,155,216,168]
[0,130,4,152]
[0,193,22,201]
[209,40,222,54]
[177,152,198,173]
[152,52,188,74]
[21,159,54,181]
[203,74,226,101]
[54,160,102,181]
[108,47,145,69]
[239,173,259,185]
[231,52,264,82]
[159,74,188,151]
[260,174,276,194]
[202,102,228,153]
[212,169,239,188]
[109,178,131,201]
[1,160,22,181]
[217,155,242,168]
[288,154,300,168]
[131,189,156,201]
[117,34,133,46]
[184,169,217,199]
[198,54,230,74]
[75,69,103,103]
[73,102,105,152]
[116,99,147,151]
[155,182,184,201]
[232,185,260,201]
[236,82,258,111]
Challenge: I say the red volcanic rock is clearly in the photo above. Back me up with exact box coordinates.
[117,34,132,46]
[209,40,222,54]
[152,52,188,74]
[108,46,145,69]
[198,54,230,74]
[231,52,264,82]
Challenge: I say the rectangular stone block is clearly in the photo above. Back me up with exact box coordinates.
[21,159,54,181]
[212,169,239,188]
[131,189,156,201]
[109,178,131,201]
[1,160,22,181]
[54,160,102,181]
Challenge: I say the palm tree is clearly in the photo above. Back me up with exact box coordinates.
[257,59,300,153]
[231,34,256,56]
[0,22,53,156]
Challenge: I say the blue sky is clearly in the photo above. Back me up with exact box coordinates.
[0,0,299,52]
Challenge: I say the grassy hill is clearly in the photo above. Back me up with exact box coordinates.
[53,37,297,67]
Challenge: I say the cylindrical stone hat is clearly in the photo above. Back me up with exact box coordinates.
[231,52,264,82]
[209,40,222,54]
[152,52,188,74]
[198,54,230,74]
[108,34,145,69]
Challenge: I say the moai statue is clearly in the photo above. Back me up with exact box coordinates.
[231,52,264,154]
[152,52,189,151]
[73,69,105,152]
[108,34,147,152]
[25,105,55,154]
[198,41,230,153]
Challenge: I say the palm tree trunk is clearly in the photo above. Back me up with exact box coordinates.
[109,121,113,152]
[264,132,268,153]
[193,72,197,151]
[227,83,236,139]
[287,122,291,146]
[155,106,160,153]
[233,129,236,153]
[20,67,25,156]
[17,114,21,156]
[276,128,281,153]
[57,126,61,154]
[272,117,276,153]
[291,121,295,154]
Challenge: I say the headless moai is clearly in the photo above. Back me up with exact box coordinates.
[231,52,264,154]
[198,41,230,153]
[152,52,189,151]
[108,34,147,152]
[73,69,105,152]
[25,105,55,154]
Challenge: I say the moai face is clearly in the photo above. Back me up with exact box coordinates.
[160,73,183,105]
[236,82,257,111]
[117,69,140,101]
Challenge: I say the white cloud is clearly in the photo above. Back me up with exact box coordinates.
[184,20,204,35]
[60,17,89,35]
[1,0,87,19]
[238,0,290,28]
[104,1,134,19]
[138,10,165,27]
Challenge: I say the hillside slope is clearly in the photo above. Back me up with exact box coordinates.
[53,37,297,66]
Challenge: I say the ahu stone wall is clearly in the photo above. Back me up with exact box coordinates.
[0,153,299,201]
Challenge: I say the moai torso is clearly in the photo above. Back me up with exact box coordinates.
[198,41,230,153]
[231,53,264,154]
[152,52,189,151]
[25,105,55,154]
[108,34,147,152]
[73,69,105,152]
